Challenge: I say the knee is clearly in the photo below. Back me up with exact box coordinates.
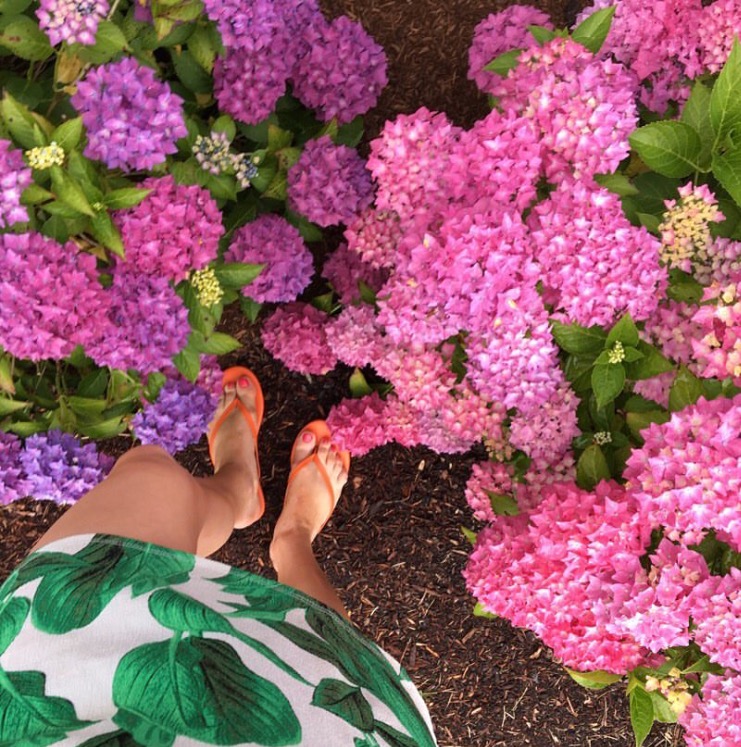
[114,445,176,469]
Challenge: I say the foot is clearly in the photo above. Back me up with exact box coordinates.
[272,428,349,545]
[207,377,262,528]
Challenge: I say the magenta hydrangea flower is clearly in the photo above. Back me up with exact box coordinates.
[344,208,403,270]
[72,57,187,172]
[679,673,741,746]
[0,139,31,229]
[19,430,114,504]
[684,0,741,76]
[624,394,741,551]
[287,136,373,228]
[87,267,190,375]
[691,283,741,385]
[529,180,665,327]
[326,304,383,369]
[260,302,338,375]
[36,0,109,45]
[468,5,553,95]
[114,175,223,283]
[291,15,387,124]
[0,432,28,505]
[322,243,388,305]
[0,232,110,362]
[224,214,313,303]
[464,480,652,674]
[132,379,216,455]
[326,393,390,456]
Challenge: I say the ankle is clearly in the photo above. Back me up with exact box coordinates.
[270,526,314,568]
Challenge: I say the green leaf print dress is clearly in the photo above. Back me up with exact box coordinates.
[0,534,437,747]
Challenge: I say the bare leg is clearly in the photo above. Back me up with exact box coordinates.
[32,377,262,557]
[269,429,350,618]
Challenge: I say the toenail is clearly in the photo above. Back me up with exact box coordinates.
[302,431,313,443]
[321,437,330,445]
[238,377,250,387]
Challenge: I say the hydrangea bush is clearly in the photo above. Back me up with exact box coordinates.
[0,0,386,493]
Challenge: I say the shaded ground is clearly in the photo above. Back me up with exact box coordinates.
[0,1,686,745]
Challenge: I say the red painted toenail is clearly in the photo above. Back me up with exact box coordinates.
[321,437,330,444]
[302,432,313,443]
[238,377,250,387]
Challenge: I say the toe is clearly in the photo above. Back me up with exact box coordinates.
[291,428,316,467]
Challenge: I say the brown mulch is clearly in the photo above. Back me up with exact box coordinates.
[0,2,686,746]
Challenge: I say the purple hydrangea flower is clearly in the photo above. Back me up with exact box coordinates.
[36,0,109,46]
[0,232,110,362]
[224,214,314,303]
[287,136,374,227]
[291,15,387,124]
[322,242,388,305]
[114,175,224,283]
[19,430,114,504]
[72,58,187,172]
[86,267,190,375]
[132,378,216,455]
[0,432,28,505]
[0,139,32,229]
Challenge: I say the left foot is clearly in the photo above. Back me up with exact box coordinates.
[207,377,262,527]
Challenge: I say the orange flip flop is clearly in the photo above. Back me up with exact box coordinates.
[208,366,265,518]
[288,420,351,530]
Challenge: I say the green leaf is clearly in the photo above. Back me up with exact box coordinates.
[606,313,639,347]
[50,166,95,217]
[637,212,661,233]
[173,49,213,94]
[681,81,713,167]
[211,114,236,142]
[73,21,128,64]
[0,0,32,12]
[284,208,323,242]
[187,24,216,73]
[349,369,373,398]
[626,410,671,442]
[668,365,703,412]
[51,117,84,152]
[576,444,611,490]
[79,416,127,439]
[591,364,626,408]
[1,89,36,148]
[571,5,615,54]
[486,491,519,516]
[21,183,54,205]
[528,24,556,45]
[624,341,675,380]
[483,48,522,76]
[267,123,293,151]
[710,38,741,147]
[262,170,287,201]
[89,211,125,256]
[565,668,622,690]
[712,146,741,208]
[621,346,644,363]
[472,602,496,619]
[0,397,30,416]
[551,321,607,354]
[77,369,109,398]
[239,296,262,322]
[648,691,678,724]
[629,121,703,178]
[335,116,364,148]
[461,526,477,545]
[629,687,655,747]
[197,332,241,355]
[667,268,704,303]
[214,261,264,288]
[67,396,107,416]
[102,187,152,210]
[0,597,29,655]
[0,16,52,61]
[312,678,374,731]
[594,173,639,197]
[173,344,200,382]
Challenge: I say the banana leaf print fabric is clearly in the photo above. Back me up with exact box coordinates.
[0,534,437,747]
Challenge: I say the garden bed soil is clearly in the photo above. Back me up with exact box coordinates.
[0,1,683,745]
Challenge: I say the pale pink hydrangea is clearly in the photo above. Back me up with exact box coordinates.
[326,393,390,456]
[490,37,637,180]
[632,371,676,410]
[529,180,665,327]
[326,304,383,369]
[467,5,553,95]
[344,208,403,270]
[679,672,741,746]
[322,243,388,305]
[624,394,741,551]
[260,302,337,375]
[36,0,109,46]
[115,176,224,283]
[691,284,741,385]
[383,395,423,449]
[0,139,31,229]
[686,568,741,671]
[464,480,652,674]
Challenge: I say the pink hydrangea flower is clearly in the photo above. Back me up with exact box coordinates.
[679,673,741,746]
[468,5,553,95]
[115,175,223,283]
[260,302,338,375]
[322,243,388,305]
[326,393,390,456]
[0,139,31,229]
[0,232,109,362]
[326,304,384,369]
[36,0,109,46]
[287,136,374,227]
[224,214,313,303]
[344,208,403,270]
[681,0,741,76]
[691,283,741,384]
[640,299,702,366]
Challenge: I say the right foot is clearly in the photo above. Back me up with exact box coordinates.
[272,427,349,544]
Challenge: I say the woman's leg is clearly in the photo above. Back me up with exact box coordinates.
[32,377,262,557]
[269,429,350,619]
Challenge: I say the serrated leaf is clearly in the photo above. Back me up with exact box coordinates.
[630,687,655,747]
[50,166,95,216]
[712,147,741,208]
[89,211,125,256]
[571,6,615,53]
[21,183,53,205]
[621,346,644,362]
[51,117,84,152]
[214,262,264,288]
[606,313,639,347]
[198,332,241,355]
[668,365,703,412]
[630,121,703,178]
[594,173,639,196]
[102,187,152,210]
[551,321,607,354]
[710,38,741,147]
[681,81,713,167]
[187,25,216,73]
[0,16,52,61]
[486,491,519,516]
[528,24,556,45]
[576,444,611,490]
[565,668,622,690]
[173,344,200,382]
[483,48,522,76]
[624,341,674,380]
[592,364,626,408]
